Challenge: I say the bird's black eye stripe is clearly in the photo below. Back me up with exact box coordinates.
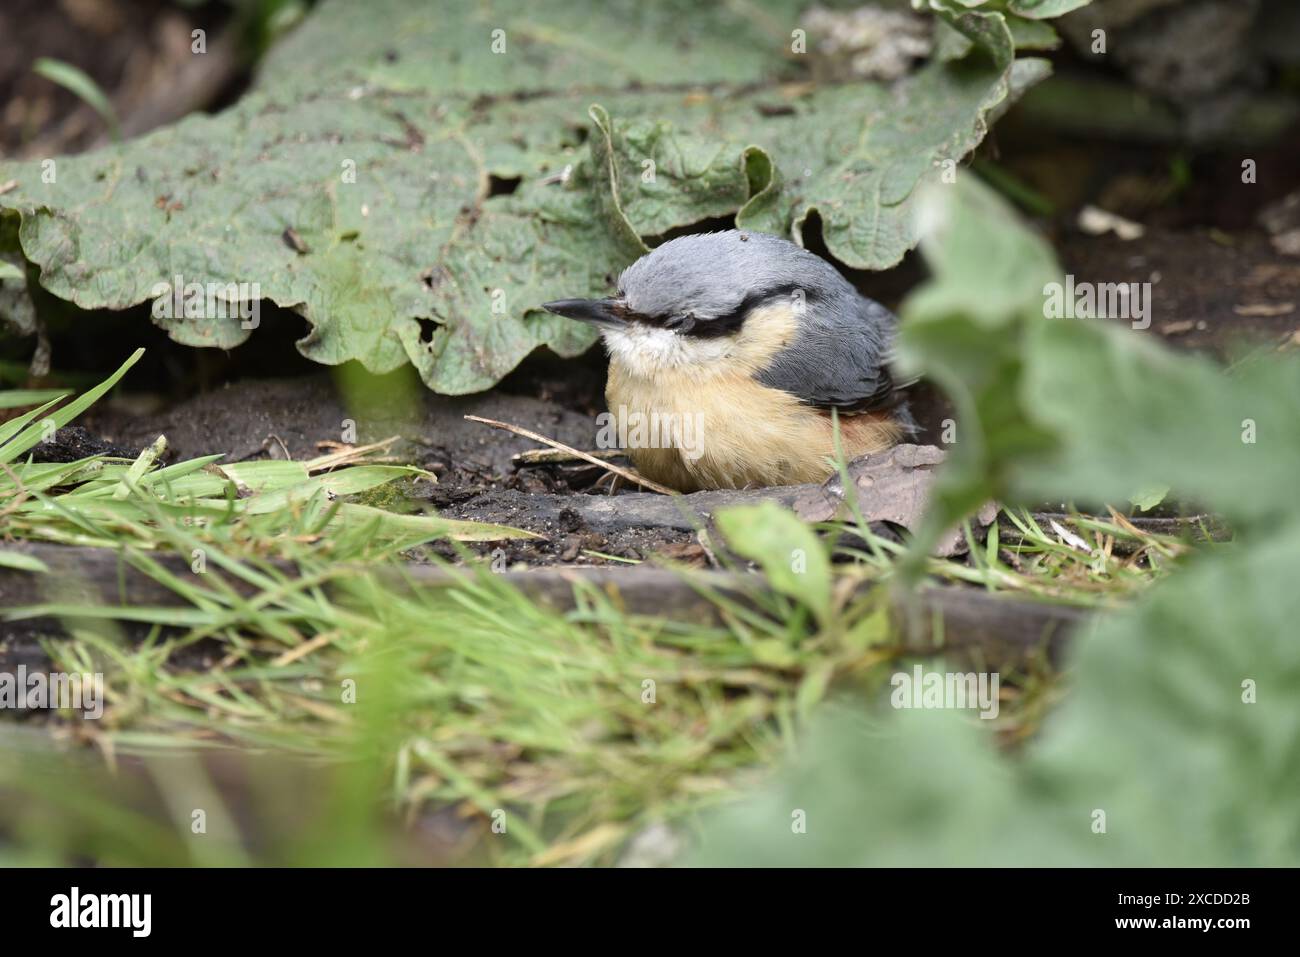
[678,283,817,338]
[633,284,818,336]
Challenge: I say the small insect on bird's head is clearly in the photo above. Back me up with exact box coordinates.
[542,230,863,378]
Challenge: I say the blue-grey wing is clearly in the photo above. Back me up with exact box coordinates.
[756,295,911,416]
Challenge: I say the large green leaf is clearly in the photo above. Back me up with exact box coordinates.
[896,175,1300,556]
[0,0,1069,393]
[690,150,1300,865]
[0,213,35,338]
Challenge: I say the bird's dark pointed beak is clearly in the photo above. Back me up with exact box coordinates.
[541,297,627,326]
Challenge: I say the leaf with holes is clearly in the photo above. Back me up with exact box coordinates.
[0,0,1080,393]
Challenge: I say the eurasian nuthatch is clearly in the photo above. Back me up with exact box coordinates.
[543,230,913,492]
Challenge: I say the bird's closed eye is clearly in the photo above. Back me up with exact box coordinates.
[663,313,697,333]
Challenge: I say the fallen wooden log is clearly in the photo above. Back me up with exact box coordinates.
[447,444,1226,555]
[1,542,1085,670]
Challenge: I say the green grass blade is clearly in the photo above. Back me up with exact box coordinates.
[0,349,143,466]
[32,57,121,141]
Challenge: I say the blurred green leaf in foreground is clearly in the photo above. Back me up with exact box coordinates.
[690,175,1300,866]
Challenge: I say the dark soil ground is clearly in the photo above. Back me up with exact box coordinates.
[1060,228,1300,354]
[0,0,246,158]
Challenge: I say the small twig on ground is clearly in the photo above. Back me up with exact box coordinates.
[463,414,676,495]
[0,461,31,522]
[307,436,402,472]
[263,434,292,461]
[513,447,624,466]
[272,631,341,667]
[696,528,721,568]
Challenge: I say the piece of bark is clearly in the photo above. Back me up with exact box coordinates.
[438,485,806,535]
[793,444,998,556]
